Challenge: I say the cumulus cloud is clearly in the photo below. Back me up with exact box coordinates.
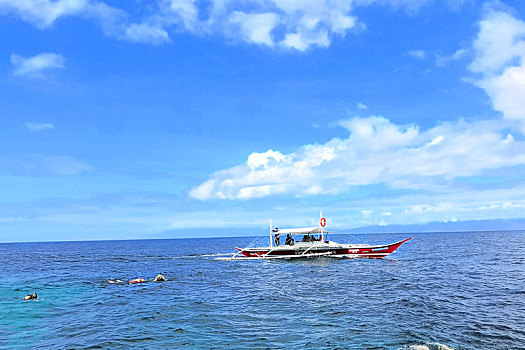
[200,0,359,50]
[0,0,141,43]
[11,53,65,77]
[24,122,55,132]
[0,0,127,36]
[228,11,280,47]
[0,0,89,29]
[190,116,525,200]
[470,9,525,133]
[159,0,200,31]
[0,0,471,50]
[274,0,357,50]
[124,23,171,45]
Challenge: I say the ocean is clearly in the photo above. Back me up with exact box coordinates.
[0,231,523,349]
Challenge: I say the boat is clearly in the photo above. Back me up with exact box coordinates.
[218,215,412,260]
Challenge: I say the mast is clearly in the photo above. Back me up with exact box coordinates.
[320,211,324,242]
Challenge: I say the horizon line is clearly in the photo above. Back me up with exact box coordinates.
[2,229,524,244]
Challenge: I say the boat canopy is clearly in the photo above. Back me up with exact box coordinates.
[274,227,324,235]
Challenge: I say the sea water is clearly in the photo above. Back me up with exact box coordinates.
[0,231,523,349]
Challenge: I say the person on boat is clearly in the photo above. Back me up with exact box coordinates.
[274,233,280,246]
[23,292,37,300]
[153,273,166,282]
[128,278,146,284]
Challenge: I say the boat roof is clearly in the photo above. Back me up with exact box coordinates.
[274,227,326,235]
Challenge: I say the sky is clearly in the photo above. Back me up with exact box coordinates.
[1,0,525,242]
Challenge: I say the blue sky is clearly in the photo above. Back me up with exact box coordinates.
[1,0,525,242]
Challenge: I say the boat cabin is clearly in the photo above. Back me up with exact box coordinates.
[271,226,327,247]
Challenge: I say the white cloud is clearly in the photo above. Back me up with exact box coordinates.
[357,102,368,110]
[247,150,287,169]
[428,135,444,146]
[206,0,358,50]
[160,0,200,31]
[0,0,89,29]
[229,11,280,47]
[190,116,525,200]
[24,122,55,132]
[1,0,352,49]
[275,0,357,50]
[470,9,525,133]
[408,49,426,60]
[2,0,469,50]
[11,53,65,77]
[190,179,219,201]
[0,0,138,43]
[0,0,127,36]
[124,23,171,45]
[435,48,469,66]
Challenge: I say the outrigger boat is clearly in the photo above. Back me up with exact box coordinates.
[218,215,412,260]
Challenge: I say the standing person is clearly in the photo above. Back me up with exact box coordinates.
[274,233,280,246]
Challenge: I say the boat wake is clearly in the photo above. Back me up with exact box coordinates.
[200,253,234,257]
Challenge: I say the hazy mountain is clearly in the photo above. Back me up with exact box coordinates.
[150,218,525,239]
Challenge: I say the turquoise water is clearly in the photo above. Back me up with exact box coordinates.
[0,231,524,349]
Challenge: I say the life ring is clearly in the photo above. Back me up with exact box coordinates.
[320,217,326,227]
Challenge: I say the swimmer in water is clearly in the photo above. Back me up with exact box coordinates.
[107,279,124,284]
[23,292,37,300]
[153,273,166,282]
[128,278,146,284]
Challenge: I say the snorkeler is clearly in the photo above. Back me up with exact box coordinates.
[128,278,146,284]
[23,292,37,300]
[153,273,166,282]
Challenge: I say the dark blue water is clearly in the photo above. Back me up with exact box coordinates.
[1,231,524,349]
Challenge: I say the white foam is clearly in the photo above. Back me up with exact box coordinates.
[201,253,233,257]
[408,343,454,350]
